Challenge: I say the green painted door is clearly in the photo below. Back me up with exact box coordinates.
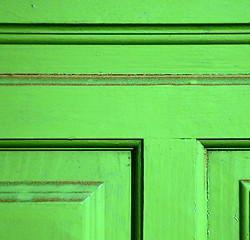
[207,150,250,239]
[0,0,250,239]
[0,150,132,240]
[0,81,250,240]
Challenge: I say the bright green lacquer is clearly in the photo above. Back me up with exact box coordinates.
[0,82,250,240]
[0,1,250,237]
[0,150,131,240]
[208,151,250,240]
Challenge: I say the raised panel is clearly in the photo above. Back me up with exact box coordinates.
[0,182,105,240]
[207,150,250,239]
[240,180,250,240]
[0,181,104,202]
[0,148,132,240]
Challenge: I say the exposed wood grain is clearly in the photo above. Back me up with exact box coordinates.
[1,74,250,86]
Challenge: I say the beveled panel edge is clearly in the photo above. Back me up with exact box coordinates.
[199,139,250,149]
[0,138,143,240]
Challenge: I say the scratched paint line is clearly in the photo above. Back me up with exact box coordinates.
[1,76,250,79]
[0,191,91,193]
[1,73,250,77]
[1,83,250,86]
[32,198,83,202]
[0,181,103,184]
[0,199,84,202]
[0,200,17,202]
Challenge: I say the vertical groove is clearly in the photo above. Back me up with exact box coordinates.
[131,140,143,240]
[206,150,210,240]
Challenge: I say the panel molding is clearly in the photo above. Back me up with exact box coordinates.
[0,24,249,45]
[195,139,250,240]
[0,181,104,202]
[1,24,250,34]
[0,139,143,240]
[0,34,249,45]
[240,180,250,240]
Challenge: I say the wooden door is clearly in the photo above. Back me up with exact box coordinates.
[0,78,250,240]
[0,0,250,239]
[0,148,134,240]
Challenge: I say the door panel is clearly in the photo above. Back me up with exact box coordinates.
[0,150,131,240]
[208,151,250,239]
[240,181,250,240]
[0,182,104,240]
[0,82,249,239]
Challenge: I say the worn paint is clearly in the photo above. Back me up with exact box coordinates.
[208,151,250,239]
[0,5,249,238]
[0,181,103,184]
[0,150,131,239]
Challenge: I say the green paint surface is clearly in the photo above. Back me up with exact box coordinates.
[0,85,249,139]
[0,185,105,240]
[0,45,250,74]
[0,83,250,239]
[240,181,250,240]
[0,151,131,240]
[0,0,249,23]
[208,151,250,239]
[0,1,250,235]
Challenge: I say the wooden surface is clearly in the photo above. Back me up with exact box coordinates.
[0,0,249,23]
[0,24,250,44]
[0,82,249,239]
[208,151,250,239]
[0,181,105,240]
[0,1,250,238]
[0,45,249,74]
[240,180,250,240]
[0,84,249,139]
[0,150,131,240]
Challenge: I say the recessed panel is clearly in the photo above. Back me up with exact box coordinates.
[0,182,105,240]
[240,181,250,240]
[0,150,131,240]
[208,151,250,240]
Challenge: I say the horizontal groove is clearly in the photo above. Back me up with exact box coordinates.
[0,139,142,148]
[207,148,250,151]
[0,24,250,34]
[0,34,249,44]
[199,139,250,148]
[0,24,249,44]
